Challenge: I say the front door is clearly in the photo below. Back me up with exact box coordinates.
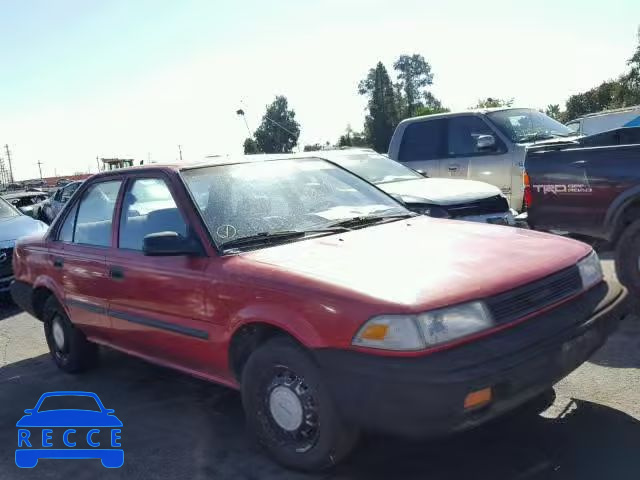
[105,176,213,374]
[441,115,511,197]
[58,180,123,340]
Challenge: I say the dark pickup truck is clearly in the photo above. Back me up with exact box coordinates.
[526,127,640,292]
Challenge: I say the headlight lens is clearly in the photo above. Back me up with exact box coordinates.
[352,301,493,351]
[577,250,603,290]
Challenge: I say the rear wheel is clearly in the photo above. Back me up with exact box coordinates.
[43,297,98,373]
[615,219,640,295]
[241,336,359,472]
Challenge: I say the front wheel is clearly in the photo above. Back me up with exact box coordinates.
[615,220,640,295]
[241,337,359,472]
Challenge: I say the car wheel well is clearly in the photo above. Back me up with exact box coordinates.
[32,287,54,320]
[614,199,640,243]
[229,323,301,381]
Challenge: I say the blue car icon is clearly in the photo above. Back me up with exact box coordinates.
[16,391,123,468]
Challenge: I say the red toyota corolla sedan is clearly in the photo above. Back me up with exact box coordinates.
[11,156,628,471]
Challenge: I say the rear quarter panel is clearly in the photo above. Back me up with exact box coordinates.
[526,144,640,238]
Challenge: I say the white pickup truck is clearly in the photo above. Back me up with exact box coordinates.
[387,108,578,210]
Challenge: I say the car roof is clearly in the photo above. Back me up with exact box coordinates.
[81,150,388,182]
[396,106,534,126]
[2,191,46,199]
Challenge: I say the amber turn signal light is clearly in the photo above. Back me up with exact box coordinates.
[464,387,493,409]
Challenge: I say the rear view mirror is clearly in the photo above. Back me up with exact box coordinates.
[476,134,496,150]
[143,231,202,256]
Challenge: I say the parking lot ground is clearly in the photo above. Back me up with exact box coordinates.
[1,259,639,480]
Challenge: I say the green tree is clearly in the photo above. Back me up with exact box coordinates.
[474,97,514,109]
[545,104,561,120]
[337,125,369,148]
[303,143,322,152]
[393,54,434,118]
[624,26,640,89]
[254,96,301,153]
[563,27,640,121]
[243,137,261,154]
[414,105,449,117]
[358,62,398,152]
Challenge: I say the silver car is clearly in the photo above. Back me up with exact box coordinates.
[387,108,578,211]
[40,181,82,224]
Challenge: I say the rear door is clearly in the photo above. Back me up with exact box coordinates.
[443,115,511,194]
[59,180,123,340]
[396,118,447,177]
[105,174,213,374]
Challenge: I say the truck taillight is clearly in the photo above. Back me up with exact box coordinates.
[523,172,532,208]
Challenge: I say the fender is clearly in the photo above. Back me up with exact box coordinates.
[227,303,325,349]
[604,184,640,241]
[33,274,67,317]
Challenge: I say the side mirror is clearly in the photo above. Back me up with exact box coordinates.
[476,134,496,150]
[105,409,115,414]
[24,409,34,414]
[143,231,202,256]
[415,169,429,177]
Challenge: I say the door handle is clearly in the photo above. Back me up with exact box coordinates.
[53,257,64,269]
[109,267,125,280]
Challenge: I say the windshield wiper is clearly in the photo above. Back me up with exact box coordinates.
[324,212,416,229]
[220,227,349,251]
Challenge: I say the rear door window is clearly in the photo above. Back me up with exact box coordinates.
[398,119,447,162]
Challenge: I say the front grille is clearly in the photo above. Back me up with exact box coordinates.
[0,248,14,278]
[445,195,509,218]
[486,266,582,324]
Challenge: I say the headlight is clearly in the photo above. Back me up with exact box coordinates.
[577,250,603,290]
[352,301,493,351]
[419,205,450,218]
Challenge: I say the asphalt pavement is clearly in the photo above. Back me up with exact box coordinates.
[0,258,639,480]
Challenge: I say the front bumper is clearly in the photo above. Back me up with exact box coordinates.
[314,278,628,438]
[0,275,13,293]
[10,280,37,317]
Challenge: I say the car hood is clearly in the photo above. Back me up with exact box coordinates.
[243,216,591,309]
[0,215,47,246]
[378,178,502,206]
[16,410,123,427]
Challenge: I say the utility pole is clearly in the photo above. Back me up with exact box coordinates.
[5,145,14,183]
[96,156,101,173]
[37,160,44,180]
[178,145,183,162]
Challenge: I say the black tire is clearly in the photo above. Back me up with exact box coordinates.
[43,296,98,373]
[615,219,640,294]
[241,336,359,472]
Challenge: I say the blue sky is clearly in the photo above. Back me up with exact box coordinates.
[2,0,640,179]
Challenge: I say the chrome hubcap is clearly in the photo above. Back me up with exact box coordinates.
[52,319,65,350]
[269,385,304,431]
